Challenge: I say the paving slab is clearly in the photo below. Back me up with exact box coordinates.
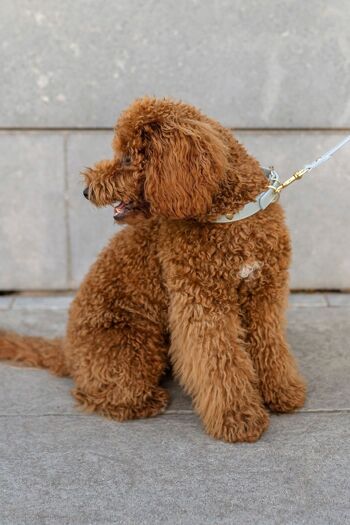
[12,294,74,310]
[0,296,15,310]
[0,413,349,525]
[287,307,350,411]
[288,294,328,308]
[0,367,75,416]
[0,308,68,339]
[326,293,350,307]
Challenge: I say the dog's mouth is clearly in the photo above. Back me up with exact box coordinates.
[112,200,135,221]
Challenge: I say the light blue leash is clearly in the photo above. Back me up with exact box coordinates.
[211,134,350,223]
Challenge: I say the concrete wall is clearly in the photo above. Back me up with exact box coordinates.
[0,0,349,290]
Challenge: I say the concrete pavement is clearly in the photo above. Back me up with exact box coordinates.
[0,293,349,524]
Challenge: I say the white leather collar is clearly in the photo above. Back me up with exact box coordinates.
[210,167,280,223]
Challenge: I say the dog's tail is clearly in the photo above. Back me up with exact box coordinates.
[0,330,69,376]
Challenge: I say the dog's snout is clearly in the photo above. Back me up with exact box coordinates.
[83,187,90,200]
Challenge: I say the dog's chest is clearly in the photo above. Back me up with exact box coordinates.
[238,261,262,280]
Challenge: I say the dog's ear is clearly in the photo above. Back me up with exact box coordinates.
[143,118,227,219]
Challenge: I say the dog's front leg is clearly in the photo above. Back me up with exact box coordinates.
[168,295,269,443]
[241,282,306,413]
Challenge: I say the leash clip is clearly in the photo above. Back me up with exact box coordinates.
[270,167,308,195]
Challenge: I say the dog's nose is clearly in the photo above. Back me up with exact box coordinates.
[83,187,90,200]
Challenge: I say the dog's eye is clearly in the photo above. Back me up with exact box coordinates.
[122,154,132,166]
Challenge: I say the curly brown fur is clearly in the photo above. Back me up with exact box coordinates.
[0,97,306,443]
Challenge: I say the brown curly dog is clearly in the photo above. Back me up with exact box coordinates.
[0,97,306,443]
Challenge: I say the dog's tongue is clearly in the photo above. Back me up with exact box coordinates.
[113,200,126,217]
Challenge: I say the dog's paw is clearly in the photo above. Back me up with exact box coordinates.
[210,405,270,443]
[262,376,306,413]
[73,386,170,421]
[130,387,171,419]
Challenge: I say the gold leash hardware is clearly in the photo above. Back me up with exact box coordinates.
[269,167,309,195]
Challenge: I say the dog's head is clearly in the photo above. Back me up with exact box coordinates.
[83,97,230,223]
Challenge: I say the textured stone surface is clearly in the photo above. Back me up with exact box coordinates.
[0,296,14,310]
[0,309,68,338]
[0,414,349,525]
[326,293,350,306]
[0,133,67,290]
[0,296,350,523]
[0,0,349,128]
[288,293,328,307]
[12,294,74,310]
[287,306,350,411]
